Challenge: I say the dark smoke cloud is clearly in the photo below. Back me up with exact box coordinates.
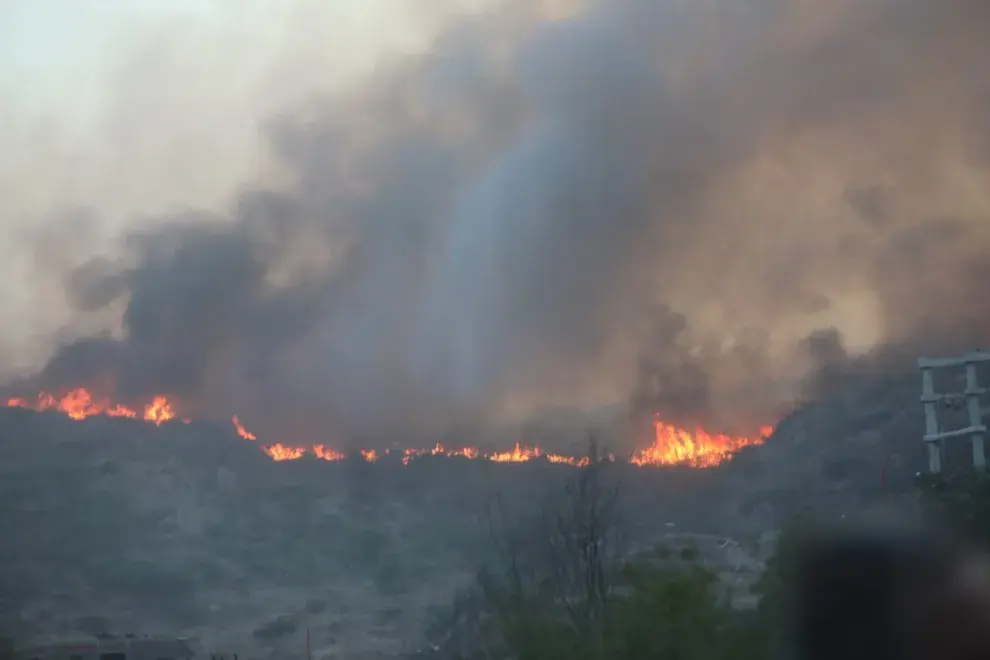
[14,0,990,446]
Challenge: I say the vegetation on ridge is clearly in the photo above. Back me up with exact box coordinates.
[426,439,790,660]
[424,442,990,660]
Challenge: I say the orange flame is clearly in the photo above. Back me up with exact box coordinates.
[5,388,771,467]
[314,445,346,462]
[453,447,478,459]
[488,442,541,463]
[629,418,773,468]
[231,415,256,441]
[398,443,478,465]
[546,453,592,467]
[142,396,175,425]
[6,388,174,424]
[264,443,306,461]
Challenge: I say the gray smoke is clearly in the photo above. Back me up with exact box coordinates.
[9,0,990,445]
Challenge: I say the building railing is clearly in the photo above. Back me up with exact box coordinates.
[918,350,990,473]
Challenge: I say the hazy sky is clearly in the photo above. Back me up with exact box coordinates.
[2,0,987,441]
[0,0,442,213]
[0,0,475,368]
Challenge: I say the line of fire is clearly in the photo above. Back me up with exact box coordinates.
[5,387,772,468]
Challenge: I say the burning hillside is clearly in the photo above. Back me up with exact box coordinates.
[7,390,181,425]
[5,388,771,467]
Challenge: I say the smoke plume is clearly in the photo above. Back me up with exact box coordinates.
[5,0,990,445]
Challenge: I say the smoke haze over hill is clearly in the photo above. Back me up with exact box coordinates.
[2,0,989,446]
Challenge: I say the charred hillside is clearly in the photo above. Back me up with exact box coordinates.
[0,407,707,656]
[0,363,955,656]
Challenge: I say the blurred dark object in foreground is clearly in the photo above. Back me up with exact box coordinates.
[788,520,990,660]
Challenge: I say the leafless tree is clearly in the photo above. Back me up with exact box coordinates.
[436,437,623,660]
[539,437,622,645]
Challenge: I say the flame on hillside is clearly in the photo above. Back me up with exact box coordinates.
[630,417,773,468]
[7,388,178,425]
[6,388,771,467]
[231,415,256,440]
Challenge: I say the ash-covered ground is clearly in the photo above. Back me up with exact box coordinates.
[0,368,960,659]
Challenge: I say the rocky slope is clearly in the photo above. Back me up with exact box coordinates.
[0,366,962,658]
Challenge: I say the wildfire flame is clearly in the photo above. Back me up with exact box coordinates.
[264,443,307,462]
[314,445,347,462]
[5,388,772,467]
[7,388,175,425]
[630,418,773,468]
[231,415,256,441]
